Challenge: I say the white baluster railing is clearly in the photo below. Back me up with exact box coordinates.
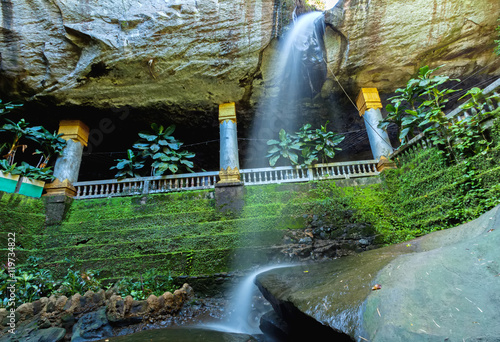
[73,160,381,199]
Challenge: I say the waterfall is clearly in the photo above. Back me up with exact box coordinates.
[204,264,292,334]
[247,11,327,168]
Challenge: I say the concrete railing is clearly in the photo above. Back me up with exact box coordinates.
[241,160,379,185]
[73,160,380,199]
[73,171,220,199]
[391,77,500,159]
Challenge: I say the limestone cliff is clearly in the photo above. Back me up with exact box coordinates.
[0,0,499,122]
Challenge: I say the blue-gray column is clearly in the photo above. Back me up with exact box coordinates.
[218,102,240,183]
[53,139,85,184]
[356,88,393,160]
[363,108,393,160]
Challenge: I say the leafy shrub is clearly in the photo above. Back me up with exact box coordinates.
[112,269,175,300]
[0,256,57,307]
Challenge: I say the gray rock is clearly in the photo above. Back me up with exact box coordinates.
[71,307,112,342]
[256,205,500,341]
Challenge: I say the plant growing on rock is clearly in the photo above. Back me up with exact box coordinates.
[1,256,57,307]
[112,269,175,300]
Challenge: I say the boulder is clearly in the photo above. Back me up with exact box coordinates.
[255,205,500,341]
[71,307,112,342]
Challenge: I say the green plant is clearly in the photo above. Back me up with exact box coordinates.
[379,65,460,151]
[16,162,55,181]
[0,100,23,117]
[266,129,302,166]
[110,149,145,179]
[0,159,20,174]
[113,269,175,300]
[27,126,66,168]
[132,123,195,175]
[308,121,344,163]
[57,267,101,297]
[1,256,57,307]
[267,123,344,167]
[450,87,500,160]
[0,118,30,165]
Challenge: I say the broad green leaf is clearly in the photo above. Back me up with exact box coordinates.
[269,154,280,166]
[138,133,158,141]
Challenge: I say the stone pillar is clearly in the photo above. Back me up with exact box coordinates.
[356,88,394,160]
[218,102,240,183]
[215,103,244,213]
[44,120,89,198]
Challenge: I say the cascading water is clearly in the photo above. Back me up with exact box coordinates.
[204,264,292,335]
[247,11,327,167]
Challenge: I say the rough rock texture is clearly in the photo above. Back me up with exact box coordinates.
[0,283,194,341]
[0,0,276,117]
[1,0,498,122]
[255,205,500,341]
[324,0,500,93]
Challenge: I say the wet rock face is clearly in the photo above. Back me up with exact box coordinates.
[0,0,276,113]
[1,0,499,123]
[324,0,500,92]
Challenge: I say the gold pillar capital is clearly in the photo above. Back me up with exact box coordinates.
[356,88,382,116]
[219,166,240,183]
[219,102,237,124]
[43,178,77,197]
[58,120,89,146]
[376,156,397,172]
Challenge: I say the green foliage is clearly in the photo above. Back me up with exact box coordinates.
[110,149,145,179]
[0,118,30,165]
[110,124,196,179]
[266,123,344,166]
[266,129,302,166]
[0,100,65,181]
[27,126,66,168]
[133,123,195,176]
[450,87,500,160]
[113,269,175,300]
[379,65,459,150]
[0,99,23,117]
[1,256,57,307]
[17,162,56,182]
[57,267,102,297]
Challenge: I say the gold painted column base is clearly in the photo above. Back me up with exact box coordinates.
[44,179,77,197]
[219,166,241,183]
[376,156,397,172]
